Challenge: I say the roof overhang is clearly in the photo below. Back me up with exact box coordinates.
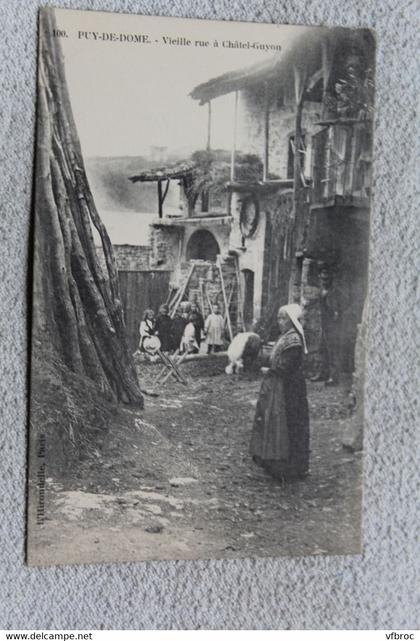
[190,27,375,105]
[129,161,196,183]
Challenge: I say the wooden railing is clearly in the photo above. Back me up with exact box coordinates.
[311,120,373,207]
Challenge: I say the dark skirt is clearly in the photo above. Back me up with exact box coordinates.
[250,370,310,480]
[155,316,173,352]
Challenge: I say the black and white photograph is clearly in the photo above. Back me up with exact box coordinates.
[27,6,375,566]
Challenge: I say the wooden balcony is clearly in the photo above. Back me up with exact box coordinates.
[311,120,373,209]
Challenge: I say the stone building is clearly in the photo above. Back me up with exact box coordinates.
[114,26,374,369]
[188,26,374,375]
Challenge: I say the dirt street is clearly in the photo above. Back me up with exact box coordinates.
[29,358,362,566]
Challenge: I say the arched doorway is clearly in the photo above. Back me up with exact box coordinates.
[186,229,220,262]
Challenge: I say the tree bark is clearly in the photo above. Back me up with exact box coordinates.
[33,8,143,407]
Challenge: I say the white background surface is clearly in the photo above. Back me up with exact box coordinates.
[0,0,418,630]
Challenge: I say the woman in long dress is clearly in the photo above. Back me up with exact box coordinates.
[250,304,310,481]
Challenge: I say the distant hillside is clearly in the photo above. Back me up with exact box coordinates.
[85,156,181,214]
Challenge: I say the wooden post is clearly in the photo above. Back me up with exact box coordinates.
[165,285,175,306]
[224,285,235,324]
[288,66,307,303]
[206,101,212,151]
[168,287,182,315]
[199,277,205,315]
[157,180,163,218]
[205,288,214,314]
[153,348,180,387]
[263,83,270,181]
[294,101,304,192]
[230,90,239,182]
[321,39,334,118]
[293,68,305,195]
[218,261,233,341]
[321,40,330,97]
[162,179,170,203]
[156,350,189,389]
[170,263,195,318]
[157,349,188,385]
[234,255,244,331]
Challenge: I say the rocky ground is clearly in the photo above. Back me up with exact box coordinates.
[28,356,363,566]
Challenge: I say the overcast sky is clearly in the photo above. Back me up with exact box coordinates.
[57,8,304,158]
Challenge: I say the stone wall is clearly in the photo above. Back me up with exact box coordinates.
[112,245,151,272]
[236,88,322,179]
[228,186,297,337]
[302,205,370,372]
[228,190,267,325]
[149,224,182,271]
[259,190,296,339]
[96,244,171,349]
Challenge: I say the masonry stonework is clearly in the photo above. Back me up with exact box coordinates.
[237,88,322,179]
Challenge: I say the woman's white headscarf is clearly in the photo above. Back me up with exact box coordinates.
[279,303,308,354]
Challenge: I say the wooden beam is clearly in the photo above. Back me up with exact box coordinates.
[157,349,188,385]
[153,348,180,386]
[205,288,214,314]
[154,349,190,389]
[263,83,270,181]
[230,90,239,182]
[218,260,233,341]
[179,351,227,362]
[293,65,307,189]
[157,179,163,218]
[234,255,244,331]
[293,102,304,191]
[169,263,195,318]
[224,284,235,325]
[206,100,212,151]
[162,179,170,205]
[321,40,333,98]
[288,65,307,304]
[199,277,205,315]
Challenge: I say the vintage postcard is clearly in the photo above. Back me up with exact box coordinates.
[27,6,375,565]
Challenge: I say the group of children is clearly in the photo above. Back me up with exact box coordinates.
[139,301,226,357]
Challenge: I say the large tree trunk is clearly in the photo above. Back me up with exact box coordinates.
[33,8,143,407]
